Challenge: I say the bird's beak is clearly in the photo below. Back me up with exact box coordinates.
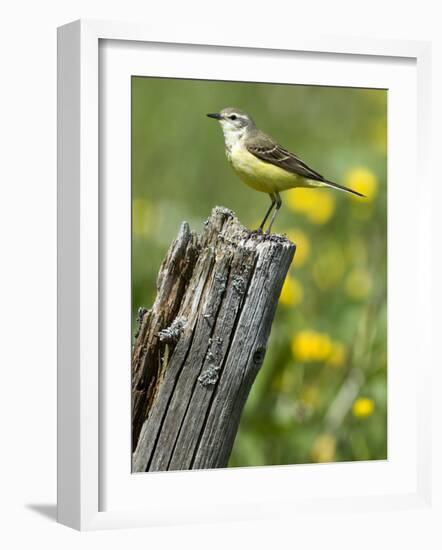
[206,113,222,120]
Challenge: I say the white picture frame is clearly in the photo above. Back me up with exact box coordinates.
[57,19,433,531]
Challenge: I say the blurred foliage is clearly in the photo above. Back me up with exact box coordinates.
[132,76,387,467]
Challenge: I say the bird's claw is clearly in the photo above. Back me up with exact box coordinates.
[250,227,264,236]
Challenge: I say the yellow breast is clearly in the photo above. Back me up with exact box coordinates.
[227,144,305,194]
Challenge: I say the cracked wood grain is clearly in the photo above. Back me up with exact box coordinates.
[132,207,295,472]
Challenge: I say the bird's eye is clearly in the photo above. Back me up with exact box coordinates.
[229,114,237,120]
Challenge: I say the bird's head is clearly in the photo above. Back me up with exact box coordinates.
[207,107,255,136]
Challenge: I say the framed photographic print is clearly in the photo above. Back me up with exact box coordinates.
[57,19,432,530]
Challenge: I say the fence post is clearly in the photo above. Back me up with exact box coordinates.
[132,207,295,472]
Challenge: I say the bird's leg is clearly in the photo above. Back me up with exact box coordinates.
[257,193,276,233]
[266,192,282,234]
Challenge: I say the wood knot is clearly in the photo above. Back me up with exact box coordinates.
[253,347,266,365]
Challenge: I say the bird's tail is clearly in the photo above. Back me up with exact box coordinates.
[322,179,365,198]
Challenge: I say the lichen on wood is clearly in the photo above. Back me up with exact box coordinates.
[132,207,295,472]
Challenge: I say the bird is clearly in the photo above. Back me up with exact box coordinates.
[207,107,365,233]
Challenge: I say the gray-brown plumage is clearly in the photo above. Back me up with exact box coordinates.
[207,107,365,232]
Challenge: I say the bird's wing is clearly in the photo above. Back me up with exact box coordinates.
[246,132,366,198]
[246,133,325,183]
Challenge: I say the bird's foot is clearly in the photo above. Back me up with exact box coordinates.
[250,226,264,236]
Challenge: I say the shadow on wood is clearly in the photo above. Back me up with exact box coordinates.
[132,207,295,472]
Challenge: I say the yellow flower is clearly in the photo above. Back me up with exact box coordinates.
[132,198,154,237]
[286,229,310,267]
[344,167,379,201]
[286,187,315,212]
[326,341,347,368]
[311,433,336,463]
[312,246,345,290]
[279,275,303,307]
[286,188,335,225]
[345,268,373,301]
[291,330,333,362]
[307,192,335,224]
[352,397,375,418]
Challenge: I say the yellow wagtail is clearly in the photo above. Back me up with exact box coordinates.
[207,107,365,233]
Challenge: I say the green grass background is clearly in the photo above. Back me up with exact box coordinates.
[132,76,387,466]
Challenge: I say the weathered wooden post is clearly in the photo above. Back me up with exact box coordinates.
[132,207,295,472]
